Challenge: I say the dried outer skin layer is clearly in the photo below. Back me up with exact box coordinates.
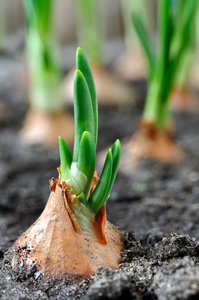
[11,179,124,282]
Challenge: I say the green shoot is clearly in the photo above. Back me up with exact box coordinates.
[174,48,194,90]
[24,0,63,112]
[132,12,155,78]
[132,0,198,129]
[73,70,95,161]
[74,0,103,66]
[172,1,197,91]
[88,140,121,215]
[76,47,98,145]
[59,48,121,218]
[121,0,155,57]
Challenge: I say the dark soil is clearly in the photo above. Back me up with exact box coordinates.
[1,55,199,299]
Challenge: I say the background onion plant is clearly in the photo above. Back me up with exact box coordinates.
[24,0,63,112]
[74,0,103,66]
[132,0,198,129]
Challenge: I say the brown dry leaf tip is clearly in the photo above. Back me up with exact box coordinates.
[11,177,124,282]
[170,88,199,113]
[120,119,184,169]
[88,171,99,195]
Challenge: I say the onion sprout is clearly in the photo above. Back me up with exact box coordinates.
[132,0,198,129]
[24,0,63,113]
[59,48,121,216]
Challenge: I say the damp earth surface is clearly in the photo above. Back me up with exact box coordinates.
[0,54,199,299]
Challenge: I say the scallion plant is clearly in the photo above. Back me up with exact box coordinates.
[24,0,63,112]
[132,0,198,129]
[74,0,103,66]
[59,48,121,236]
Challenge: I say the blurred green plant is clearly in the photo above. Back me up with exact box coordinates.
[24,0,63,112]
[59,48,121,232]
[132,0,198,129]
[0,0,5,52]
[172,1,197,93]
[122,0,155,55]
[74,0,103,66]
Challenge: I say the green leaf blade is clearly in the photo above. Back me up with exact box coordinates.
[132,12,155,79]
[76,131,96,198]
[76,47,98,146]
[104,139,121,201]
[158,0,172,75]
[73,70,95,162]
[59,136,72,182]
[88,149,113,215]
[24,0,53,39]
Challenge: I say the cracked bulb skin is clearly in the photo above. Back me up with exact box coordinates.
[11,177,124,282]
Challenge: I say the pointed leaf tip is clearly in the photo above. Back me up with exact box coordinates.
[76,47,83,56]
[74,69,83,79]
[88,149,113,215]
[76,47,98,147]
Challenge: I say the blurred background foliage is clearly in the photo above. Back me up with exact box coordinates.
[0,0,126,65]
[1,0,198,85]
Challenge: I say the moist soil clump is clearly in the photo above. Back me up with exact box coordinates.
[1,59,199,299]
[1,232,199,299]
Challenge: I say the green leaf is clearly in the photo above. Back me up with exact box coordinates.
[104,139,121,201]
[76,47,98,146]
[73,70,95,162]
[59,136,72,182]
[132,12,155,79]
[88,149,112,215]
[76,131,96,198]
[24,0,53,39]
[24,0,34,30]
[158,0,173,77]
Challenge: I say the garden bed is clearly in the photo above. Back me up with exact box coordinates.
[0,58,199,299]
